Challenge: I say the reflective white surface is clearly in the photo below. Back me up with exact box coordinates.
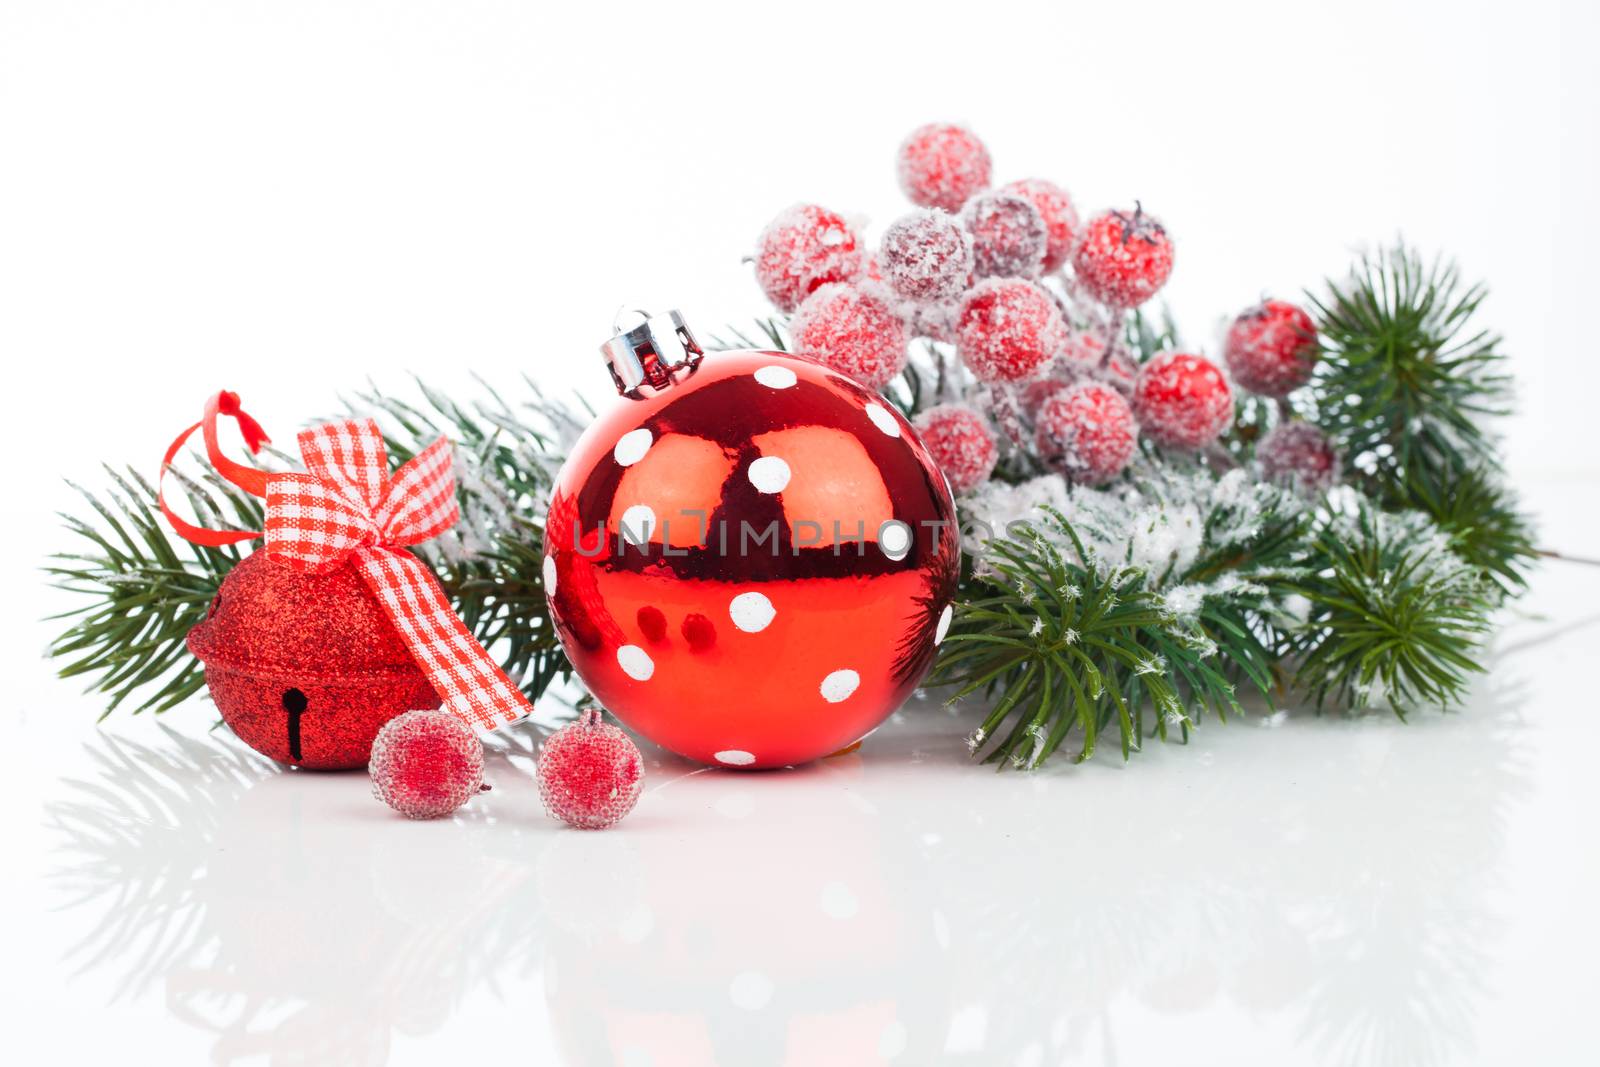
[7,478,1599,1066]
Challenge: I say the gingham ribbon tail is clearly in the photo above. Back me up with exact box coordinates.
[160,391,533,730]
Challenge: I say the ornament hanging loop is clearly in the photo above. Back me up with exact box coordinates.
[601,309,703,396]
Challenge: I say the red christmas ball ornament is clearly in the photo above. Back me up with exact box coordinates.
[1035,382,1139,485]
[1224,299,1320,397]
[544,312,960,770]
[536,709,644,830]
[753,204,864,314]
[913,404,999,495]
[879,209,973,303]
[896,123,992,213]
[961,191,1048,279]
[1256,421,1339,493]
[956,278,1067,383]
[188,552,440,769]
[1132,351,1235,450]
[999,178,1080,273]
[790,282,909,390]
[369,709,485,819]
[1072,203,1175,309]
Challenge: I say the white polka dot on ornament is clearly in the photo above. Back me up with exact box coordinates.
[747,455,792,494]
[820,669,861,703]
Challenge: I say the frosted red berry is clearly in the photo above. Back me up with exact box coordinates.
[956,278,1067,383]
[1132,351,1234,450]
[536,709,644,830]
[1257,421,1339,493]
[897,123,992,213]
[1036,382,1139,485]
[913,404,999,494]
[880,209,974,302]
[999,179,1080,273]
[907,299,960,343]
[754,204,864,313]
[369,709,485,820]
[962,192,1048,279]
[791,282,909,389]
[1224,299,1320,397]
[1020,375,1073,417]
[1072,204,1174,309]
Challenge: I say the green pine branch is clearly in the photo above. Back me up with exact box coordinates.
[46,379,581,717]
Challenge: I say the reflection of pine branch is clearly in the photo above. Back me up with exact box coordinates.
[47,728,269,999]
[45,724,556,1063]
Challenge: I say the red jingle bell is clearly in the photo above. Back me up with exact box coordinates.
[188,552,441,769]
[161,391,533,770]
[544,311,961,770]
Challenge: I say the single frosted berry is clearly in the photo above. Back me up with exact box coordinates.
[791,282,909,389]
[1132,351,1234,450]
[880,209,974,302]
[897,123,992,213]
[1257,421,1339,493]
[1036,382,1139,485]
[369,709,485,820]
[754,204,863,313]
[962,192,1048,279]
[1020,375,1073,417]
[536,709,644,830]
[956,278,1067,383]
[913,404,999,494]
[1224,299,1320,397]
[999,179,1080,272]
[1072,203,1174,308]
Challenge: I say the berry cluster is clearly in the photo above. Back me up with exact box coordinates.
[749,124,1339,496]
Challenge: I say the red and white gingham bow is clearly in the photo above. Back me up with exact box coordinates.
[160,390,532,730]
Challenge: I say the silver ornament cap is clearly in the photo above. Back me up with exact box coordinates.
[601,309,704,395]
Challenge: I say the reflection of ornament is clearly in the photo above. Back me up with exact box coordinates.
[1224,299,1320,397]
[1131,351,1233,450]
[1072,203,1174,309]
[535,709,643,829]
[162,391,532,768]
[544,312,960,769]
[370,709,486,819]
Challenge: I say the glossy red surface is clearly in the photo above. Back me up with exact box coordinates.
[544,349,960,770]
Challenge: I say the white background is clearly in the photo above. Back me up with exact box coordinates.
[3,2,1598,1065]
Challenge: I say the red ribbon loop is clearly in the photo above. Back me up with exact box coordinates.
[159,390,532,729]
